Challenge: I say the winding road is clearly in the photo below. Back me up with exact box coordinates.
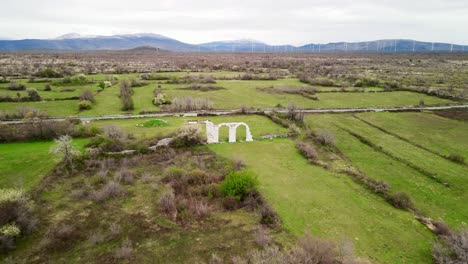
[1,104,467,125]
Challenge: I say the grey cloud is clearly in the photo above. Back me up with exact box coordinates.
[0,0,467,45]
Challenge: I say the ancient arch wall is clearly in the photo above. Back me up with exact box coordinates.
[205,121,253,143]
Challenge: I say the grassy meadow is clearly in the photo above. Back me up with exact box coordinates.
[209,139,434,263]
[0,139,89,190]
[0,73,455,118]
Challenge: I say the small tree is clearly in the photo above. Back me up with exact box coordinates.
[120,80,134,111]
[50,135,79,175]
[26,88,41,101]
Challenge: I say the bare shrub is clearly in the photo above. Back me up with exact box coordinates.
[222,196,241,211]
[233,158,246,171]
[79,90,94,103]
[8,82,25,91]
[255,227,272,247]
[285,233,337,264]
[209,253,223,264]
[103,125,127,141]
[159,191,177,220]
[116,169,135,185]
[296,141,318,161]
[246,246,284,264]
[189,200,210,219]
[91,181,123,202]
[115,239,133,259]
[172,125,204,147]
[88,231,105,246]
[373,180,390,194]
[109,222,122,239]
[432,230,468,264]
[259,205,280,227]
[315,129,336,146]
[141,173,153,183]
[169,96,213,112]
[70,189,87,200]
[242,190,265,211]
[385,192,414,210]
[433,220,453,237]
[40,224,81,251]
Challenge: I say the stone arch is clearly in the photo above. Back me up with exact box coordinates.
[205,121,253,144]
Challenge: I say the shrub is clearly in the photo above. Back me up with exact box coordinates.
[255,227,272,247]
[189,200,210,219]
[44,83,52,91]
[222,196,241,210]
[288,123,301,136]
[354,78,380,87]
[0,188,36,252]
[286,233,337,263]
[78,100,92,110]
[296,141,318,161]
[260,205,280,227]
[172,125,204,147]
[79,90,94,102]
[159,191,177,220]
[116,169,135,185]
[433,220,452,237]
[315,129,336,146]
[168,96,213,112]
[109,222,121,239]
[419,98,425,106]
[220,171,258,200]
[115,239,133,259]
[26,88,41,101]
[373,180,390,194]
[40,224,81,251]
[91,181,123,202]
[386,192,414,210]
[432,230,468,264]
[448,153,465,164]
[36,68,62,78]
[8,82,25,91]
[153,92,170,106]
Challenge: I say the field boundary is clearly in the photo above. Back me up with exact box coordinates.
[2,104,467,124]
[340,127,451,188]
[352,115,467,167]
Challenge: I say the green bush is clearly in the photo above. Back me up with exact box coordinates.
[78,100,92,110]
[220,171,258,200]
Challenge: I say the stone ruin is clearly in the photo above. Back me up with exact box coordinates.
[205,121,253,144]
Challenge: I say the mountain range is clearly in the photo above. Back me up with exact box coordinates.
[0,33,466,53]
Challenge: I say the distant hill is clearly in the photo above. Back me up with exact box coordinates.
[0,33,198,52]
[0,33,466,53]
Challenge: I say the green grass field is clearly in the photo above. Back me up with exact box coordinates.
[305,113,468,229]
[0,139,89,190]
[209,139,433,263]
[0,73,455,117]
[91,115,288,140]
[355,112,468,161]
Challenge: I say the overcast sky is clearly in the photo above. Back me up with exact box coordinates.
[1,0,467,45]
